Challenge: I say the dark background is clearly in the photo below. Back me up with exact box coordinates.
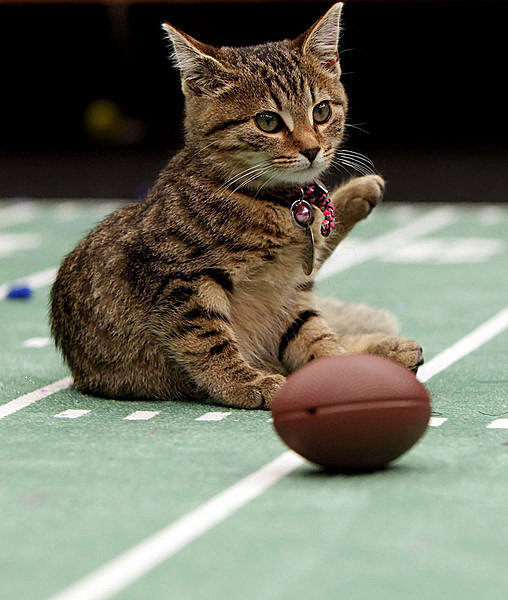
[0,0,506,202]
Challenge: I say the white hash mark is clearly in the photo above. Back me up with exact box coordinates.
[23,337,51,348]
[487,419,508,429]
[123,411,160,421]
[195,412,232,422]
[54,409,91,419]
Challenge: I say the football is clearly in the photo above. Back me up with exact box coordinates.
[272,354,431,471]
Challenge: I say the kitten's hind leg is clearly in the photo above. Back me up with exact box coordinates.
[315,296,423,373]
[278,292,346,373]
[340,333,424,374]
[315,296,399,336]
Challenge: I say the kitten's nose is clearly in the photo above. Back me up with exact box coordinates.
[300,147,320,164]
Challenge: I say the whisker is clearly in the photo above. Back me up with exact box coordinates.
[216,162,271,196]
[333,148,376,173]
[188,140,219,160]
[344,123,370,135]
[336,150,376,171]
[225,166,273,200]
[336,158,372,176]
[340,159,371,175]
[328,158,355,179]
[221,164,267,188]
[222,169,265,195]
[337,148,374,162]
[253,168,279,199]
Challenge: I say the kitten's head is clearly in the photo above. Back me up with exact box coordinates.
[162,3,347,190]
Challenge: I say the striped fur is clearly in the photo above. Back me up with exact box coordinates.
[50,4,423,410]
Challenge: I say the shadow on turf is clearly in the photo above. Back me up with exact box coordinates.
[291,462,426,479]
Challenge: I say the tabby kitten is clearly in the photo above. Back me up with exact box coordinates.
[50,3,423,409]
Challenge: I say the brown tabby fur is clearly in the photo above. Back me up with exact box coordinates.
[50,3,423,409]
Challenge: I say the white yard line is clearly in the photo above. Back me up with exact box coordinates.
[0,200,127,298]
[0,206,455,300]
[317,205,457,280]
[417,307,508,383]
[51,200,125,221]
[0,377,73,420]
[0,201,38,229]
[49,451,304,600]
[0,233,41,257]
[386,204,418,224]
[478,205,505,226]
[46,305,508,600]
[0,202,498,596]
[0,266,58,300]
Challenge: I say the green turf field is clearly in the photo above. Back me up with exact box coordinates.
[1,199,507,600]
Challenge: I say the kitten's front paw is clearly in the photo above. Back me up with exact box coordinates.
[234,374,286,410]
[333,174,385,227]
[368,336,424,374]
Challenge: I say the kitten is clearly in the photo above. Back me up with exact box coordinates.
[50,3,423,409]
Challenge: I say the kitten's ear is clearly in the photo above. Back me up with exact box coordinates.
[294,2,343,74]
[162,23,234,96]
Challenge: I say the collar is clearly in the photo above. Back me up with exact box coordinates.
[272,183,337,238]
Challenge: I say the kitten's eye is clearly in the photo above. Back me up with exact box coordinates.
[254,111,283,133]
[313,101,331,124]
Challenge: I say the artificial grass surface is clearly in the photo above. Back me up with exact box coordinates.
[1,200,507,599]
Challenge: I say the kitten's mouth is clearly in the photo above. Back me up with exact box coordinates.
[228,154,330,193]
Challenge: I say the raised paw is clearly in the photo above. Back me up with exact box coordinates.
[332,174,385,228]
[368,336,424,374]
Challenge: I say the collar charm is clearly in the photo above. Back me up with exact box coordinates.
[291,184,336,237]
[288,183,337,275]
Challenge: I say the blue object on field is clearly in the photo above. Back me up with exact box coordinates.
[6,285,33,299]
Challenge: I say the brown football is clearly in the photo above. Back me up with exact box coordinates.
[272,354,431,471]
